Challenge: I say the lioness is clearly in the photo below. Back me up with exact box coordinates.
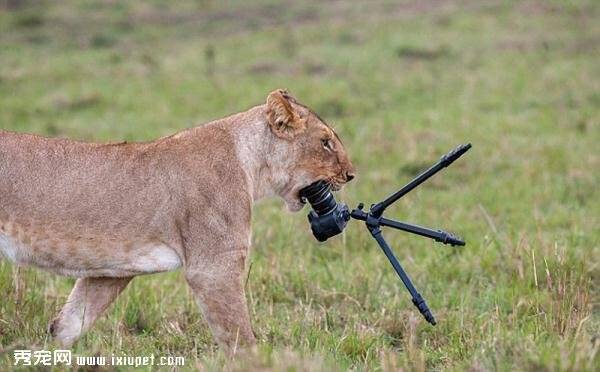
[0,89,354,350]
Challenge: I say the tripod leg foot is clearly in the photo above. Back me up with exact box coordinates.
[412,294,436,325]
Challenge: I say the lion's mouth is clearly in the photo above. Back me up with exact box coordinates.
[330,182,342,192]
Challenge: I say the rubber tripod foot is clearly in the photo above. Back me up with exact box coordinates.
[412,296,437,325]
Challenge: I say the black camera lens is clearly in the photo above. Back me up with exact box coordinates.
[299,180,350,242]
[299,180,337,216]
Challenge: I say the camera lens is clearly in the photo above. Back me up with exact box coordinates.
[299,180,337,215]
[300,180,350,242]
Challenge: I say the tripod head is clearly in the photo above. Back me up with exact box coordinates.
[299,143,472,325]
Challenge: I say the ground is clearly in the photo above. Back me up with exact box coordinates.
[0,0,598,370]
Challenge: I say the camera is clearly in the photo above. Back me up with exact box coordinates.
[299,180,350,242]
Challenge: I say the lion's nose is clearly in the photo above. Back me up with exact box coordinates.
[345,171,355,182]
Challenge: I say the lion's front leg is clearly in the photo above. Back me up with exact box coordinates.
[185,249,255,352]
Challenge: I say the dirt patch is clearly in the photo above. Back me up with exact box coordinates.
[396,45,450,60]
[51,93,102,111]
[515,1,562,15]
[248,62,282,75]
[248,60,331,77]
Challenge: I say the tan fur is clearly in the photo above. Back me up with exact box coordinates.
[0,89,354,351]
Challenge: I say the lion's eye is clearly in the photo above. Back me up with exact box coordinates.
[322,138,333,151]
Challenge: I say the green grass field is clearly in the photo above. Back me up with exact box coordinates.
[0,0,598,370]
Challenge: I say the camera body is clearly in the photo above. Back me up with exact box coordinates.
[307,204,350,242]
[300,181,350,242]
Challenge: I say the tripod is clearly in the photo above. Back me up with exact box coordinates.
[346,144,472,325]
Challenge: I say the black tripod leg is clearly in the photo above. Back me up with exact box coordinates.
[368,226,437,325]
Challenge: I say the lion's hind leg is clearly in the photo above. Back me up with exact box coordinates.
[49,277,132,347]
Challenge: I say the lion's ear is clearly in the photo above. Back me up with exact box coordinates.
[266,89,305,139]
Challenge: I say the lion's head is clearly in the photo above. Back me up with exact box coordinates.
[264,89,355,212]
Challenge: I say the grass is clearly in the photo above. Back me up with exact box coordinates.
[0,0,598,370]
